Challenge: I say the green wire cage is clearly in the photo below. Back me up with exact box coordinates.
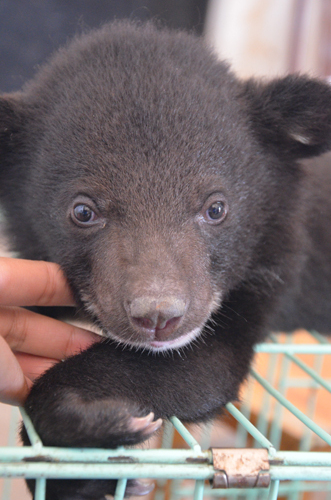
[1,330,331,500]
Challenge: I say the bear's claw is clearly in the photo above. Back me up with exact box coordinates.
[129,412,163,436]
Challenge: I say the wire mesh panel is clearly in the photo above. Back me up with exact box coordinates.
[0,331,331,500]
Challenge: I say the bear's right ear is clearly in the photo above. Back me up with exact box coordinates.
[243,75,331,160]
[0,95,27,167]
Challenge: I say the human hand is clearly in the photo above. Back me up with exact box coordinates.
[0,257,100,406]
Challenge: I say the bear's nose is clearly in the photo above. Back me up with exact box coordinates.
[128,296,186,338]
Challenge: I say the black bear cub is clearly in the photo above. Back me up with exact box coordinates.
[1,21,331,500]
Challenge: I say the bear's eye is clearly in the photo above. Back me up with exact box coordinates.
[207,201,226,221]
[201,195,228,225]
[71,203,100,227]
[74,204,94,222]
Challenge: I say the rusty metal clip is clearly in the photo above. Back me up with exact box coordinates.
[211,448,270,489]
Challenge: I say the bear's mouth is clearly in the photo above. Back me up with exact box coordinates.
[145,327,203,351]
[105,326,203,352]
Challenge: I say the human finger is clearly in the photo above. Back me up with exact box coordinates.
[15,352,58,382]
[0,257,76,306]
[1,306,101,360]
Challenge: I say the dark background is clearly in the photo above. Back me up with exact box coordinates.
[0,0,209,92]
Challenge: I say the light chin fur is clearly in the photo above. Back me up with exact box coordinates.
[105,327,203,353]
[148,327,203,352]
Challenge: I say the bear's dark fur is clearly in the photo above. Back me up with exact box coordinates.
[1,21,331,500]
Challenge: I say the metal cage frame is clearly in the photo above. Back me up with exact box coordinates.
[1,331,331,500]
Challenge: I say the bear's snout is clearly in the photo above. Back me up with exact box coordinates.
[127,296,187,340]
[89,226,216,350]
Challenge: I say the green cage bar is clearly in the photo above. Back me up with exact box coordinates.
[1,331,331,500]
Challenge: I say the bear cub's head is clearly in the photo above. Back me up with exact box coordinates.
[1,22,331,351]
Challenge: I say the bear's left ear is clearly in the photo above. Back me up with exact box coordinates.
[243,75,331,159]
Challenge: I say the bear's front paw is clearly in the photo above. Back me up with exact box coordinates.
[23,407,162,499]
[23,394,163,449]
